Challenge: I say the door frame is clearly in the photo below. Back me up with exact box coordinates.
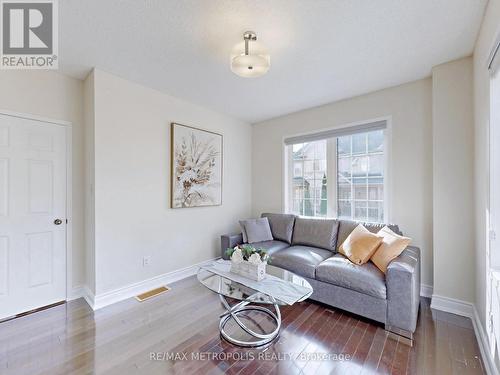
[0,109,73,302]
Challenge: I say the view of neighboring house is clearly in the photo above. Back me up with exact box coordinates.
[291,130,384,222]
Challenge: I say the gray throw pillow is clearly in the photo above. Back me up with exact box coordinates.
[261,213,296,244]
[239,220,249,243]
[239,218,273,244]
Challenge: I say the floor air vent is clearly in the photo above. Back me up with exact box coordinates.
[135,286,170,302]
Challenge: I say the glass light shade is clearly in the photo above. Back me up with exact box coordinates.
[230,40,270,78]
[231,54,270,78]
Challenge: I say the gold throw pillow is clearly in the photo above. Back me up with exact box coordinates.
[371,226,412,273]
[339,224,383,265]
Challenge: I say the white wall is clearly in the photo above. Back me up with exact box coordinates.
[90,69,252,295]
[252,79,434,288]
[0,70,85,290]
[432,57,475,303]
[83,71,96,294]
[473,0,500,353]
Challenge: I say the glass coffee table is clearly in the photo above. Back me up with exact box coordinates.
[197,260,313,347]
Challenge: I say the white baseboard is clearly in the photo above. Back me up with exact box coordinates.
[420,284,433,298]
[68,285,85,301]
[67,284,96,308]
[81,285,96,310]
[430,294,474,317]
[431,295,499,375]
[471,306,499,375]
[86,257,219,310]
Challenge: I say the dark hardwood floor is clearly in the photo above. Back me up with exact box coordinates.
[0,276,485,375]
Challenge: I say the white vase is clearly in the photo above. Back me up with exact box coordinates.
[230,260,267,281]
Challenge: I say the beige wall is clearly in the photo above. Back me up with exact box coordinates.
[0,70,85,290]
[432,57,475,303]
[91,69,252,295]
[473,0,500,345]
[83,71,96,294]
[252,79,434,288]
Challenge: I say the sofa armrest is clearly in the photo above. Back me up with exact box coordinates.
[220,233,244,260]
[386,245,421,334]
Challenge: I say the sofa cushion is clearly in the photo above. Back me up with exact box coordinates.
[336,220,401,251]
[250,240,290,256]
[316,254,387,299]
[261,213,296,244]
[291,218,339,251]
[239,218,273,244]
[270,246,332,279]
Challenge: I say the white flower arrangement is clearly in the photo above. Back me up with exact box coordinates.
[226,245,269,281]
[231,248,244,263]
[248,253,263,265]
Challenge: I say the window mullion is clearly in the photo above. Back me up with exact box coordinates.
[301,156,305,216]
[366,133,369,222]
[288,146,293,214]
[350,136,354,220]
[327,138,336,218]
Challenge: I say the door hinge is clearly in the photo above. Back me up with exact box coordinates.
[490,230,496,241]
[66,219,68,224]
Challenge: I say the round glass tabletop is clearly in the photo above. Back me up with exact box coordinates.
[197,261,313,306]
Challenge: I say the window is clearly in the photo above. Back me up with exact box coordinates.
[337,130,384,222]
[291,140,328,217]
[286,123,388,222]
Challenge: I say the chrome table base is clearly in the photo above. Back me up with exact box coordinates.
[218,294,281,347]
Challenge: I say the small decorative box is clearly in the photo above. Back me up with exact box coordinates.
[230,260,266,281]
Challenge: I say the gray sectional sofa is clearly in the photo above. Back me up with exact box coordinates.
[221,213,420,341]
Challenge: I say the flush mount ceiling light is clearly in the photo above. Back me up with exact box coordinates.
[230,31,270,78]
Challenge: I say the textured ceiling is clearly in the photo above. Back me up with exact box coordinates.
[60,0,487,123]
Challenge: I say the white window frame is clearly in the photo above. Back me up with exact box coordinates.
[283,117,392,223]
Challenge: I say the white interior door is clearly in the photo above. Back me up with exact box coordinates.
[0,113,67,320]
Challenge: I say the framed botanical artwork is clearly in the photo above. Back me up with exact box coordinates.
[171,123,223,208]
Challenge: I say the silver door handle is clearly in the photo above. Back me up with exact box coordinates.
[54,219,63,225]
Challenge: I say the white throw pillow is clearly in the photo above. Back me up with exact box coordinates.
[239,218,273,244]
